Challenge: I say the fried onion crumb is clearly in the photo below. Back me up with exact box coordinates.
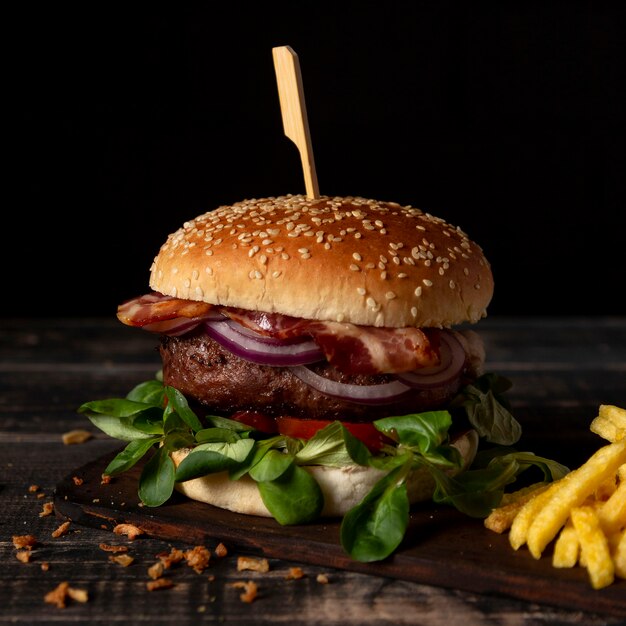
[39,502,54,517]
[112,523,143,540]
[214,542,228,557]
[44,581,88,608]
[109,554,134,567]
[51,521,71,538]
[237,556,269,573]
[13,535,37,550]
[146,578,175,591]
[185,545,211,573]
[285,566,305,580]
[16,550,32,563]
[62,429,92,445]
[231,580,259,603]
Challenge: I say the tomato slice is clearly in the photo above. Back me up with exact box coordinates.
[228,411,391,451]
[230,411,277,434]
[276,416,390,451]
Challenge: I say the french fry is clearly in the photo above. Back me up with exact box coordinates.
[600,404,626,429]
[484,483,549,534]
[613,530,625,579]
[509,481,563,550]
[591,405,626,442]
[590,416,621,443]
[525,439,626,558]
[597,479,626,534]
[594,474,617,501]
[571,506,614,589]
[552,522,579,568]
[485,404,626,590]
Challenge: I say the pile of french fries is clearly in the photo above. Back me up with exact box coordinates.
[485,404,626,589]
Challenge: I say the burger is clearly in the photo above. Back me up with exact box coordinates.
[81,194,533,562]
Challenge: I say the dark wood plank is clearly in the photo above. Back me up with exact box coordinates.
[53,448,626,618]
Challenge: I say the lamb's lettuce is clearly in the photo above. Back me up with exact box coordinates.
[78,375,568,562]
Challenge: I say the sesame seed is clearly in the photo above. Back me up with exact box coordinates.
[301,253,311,259]
[350,264,360,271]
[205,266,213,275]
[205,249,213,256]
[411,306,418,317]
[449,280,456,289]
[385,291,396,300]
[298,248,309,254]
[423,279,433,287]
[463,267,470,275]
[398,272,407,278]
[281,253,290,260]
[192,270,199,280]
[352,252,362,261]
[356,287,366,296]
[272,270,282,278]
[380,271,387,280]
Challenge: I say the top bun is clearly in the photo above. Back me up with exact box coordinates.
[149,195,494,328]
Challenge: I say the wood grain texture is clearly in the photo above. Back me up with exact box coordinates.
[53,448,626,617]
[1,317,626,624]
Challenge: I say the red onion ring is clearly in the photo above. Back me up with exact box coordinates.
[395,331,466,389]
[291,365,412,405]
[204,320,325,366]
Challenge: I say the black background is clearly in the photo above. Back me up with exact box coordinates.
[6,2,625,318]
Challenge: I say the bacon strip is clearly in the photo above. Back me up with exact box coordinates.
[117,293,439,374]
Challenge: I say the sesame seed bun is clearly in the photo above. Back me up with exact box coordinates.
[170,430,478,518]
[149,195,493,328]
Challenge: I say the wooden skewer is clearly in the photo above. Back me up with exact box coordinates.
[272,45,320,199]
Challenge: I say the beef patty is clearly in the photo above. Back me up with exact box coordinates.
[159,331,467,422]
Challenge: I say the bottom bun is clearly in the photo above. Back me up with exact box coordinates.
[170,430,478,518]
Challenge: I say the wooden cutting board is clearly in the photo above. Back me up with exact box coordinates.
[54,450,625,618]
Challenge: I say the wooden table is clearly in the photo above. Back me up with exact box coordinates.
[1,316,625,624]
